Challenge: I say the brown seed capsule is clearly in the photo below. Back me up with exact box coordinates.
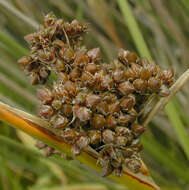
[39,67,50,79]
[85,94,100,108]
[118,81,134,95]
[52,99,62,110]
[131,124,145,136]
[115,136,127,146]
[118,49,129,65]
[120,96,135,112]
[102,129,115,144]
[109,101,120,115]
[122,148,134,157]
[87,48,100,63]
[58,72,69,84]
[38,49,55,62]
[91,114,106,129]
[112,69,125,83]
[70,67,81,81]
[129,63,142,79]
[159,84,170,97]
[75,92,87,105]
[64,80,77,96]
[75,51,89,67]
[126,52,139,63]
[118,114,133,126]
[81,72,95,87]
[62,128,77,144]
[115,127,131,136]
[38,105,54,119]
[59,47,75,63]
[88,130,101,144]
[18,56,32,67]
[72,136,89,156]
[73,106,92,121]
[162,69,174,85]
[106,115,117,129]
[140,67,152,80]
[52,114,68,129]
[61,104,73,117]
[148,77,161,92]
[124,158,141,173]
[130,138,143,152]
[37,88,53,104]
[55,59,66,72]
[133,79,147,93]
[96,101,109,115]
[84,63,98,74]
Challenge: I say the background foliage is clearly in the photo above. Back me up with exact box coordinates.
[0,0,189,189]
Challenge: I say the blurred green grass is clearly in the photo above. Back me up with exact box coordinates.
[0,0,189,189]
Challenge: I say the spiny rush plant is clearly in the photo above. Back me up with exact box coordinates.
[18,13,174,177]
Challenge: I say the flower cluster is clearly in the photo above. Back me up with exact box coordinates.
[18,13,174,177]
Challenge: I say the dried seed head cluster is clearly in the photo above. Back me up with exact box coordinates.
[18,13,174,177]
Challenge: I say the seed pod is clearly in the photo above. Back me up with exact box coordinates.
[57,72,69,84]
[130,139,143,152]
[122,148,134,157]
[84,63,98,74]
[120,96,135,112]
[118,81,134,95]
[115,136,127,146]
[72,136,89,156]
[96,101,109,115]
[59,47,75,63]
[38,105,54,119]
[148,77,161,92]
[91,114,105,129]
[73,106,92,121]
[61,104,73,117]
[39,67,50,79]
[70,67,81,81]
[129,63,142,79]
[109,101,120,115]
[52,114,68,129]
[74,51,89,67]
[131,123,146,136]
[124,158,141,173]
[18,56,32,67]
[133,79,147,93]
[102,129,115,144]
[88,130,101,144]
[81,72,95,87]
[159,84,170,97]
[55,59,66,72]
[85,94,100,108]
[118,114,133,126]
[118,49,129,65]
[64,80,78,96]
[52,99,62,110]
[162,69,174,85]
[62,128,77,144]
[75,92,87,105]
[87,48,100,63]
[37,88,53,104]
[112,69,125,83]
[106,115,117,129]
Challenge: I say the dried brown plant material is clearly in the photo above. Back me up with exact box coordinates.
[19,13,174,177]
